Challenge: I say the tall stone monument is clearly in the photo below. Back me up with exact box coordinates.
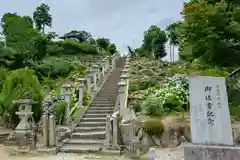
[185,76,240,160]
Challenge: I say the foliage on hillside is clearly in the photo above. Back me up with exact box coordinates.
[0,3,118,127]
[128,57,240,119]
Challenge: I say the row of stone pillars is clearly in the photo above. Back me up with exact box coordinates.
[60,53,119,125]
[12,53,120,150]
[105,55,131,148]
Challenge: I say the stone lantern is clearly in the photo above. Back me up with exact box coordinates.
[61,83,73,124]
[13,92,37,149]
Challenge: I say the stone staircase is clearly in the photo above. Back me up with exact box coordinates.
[59,58,125,153]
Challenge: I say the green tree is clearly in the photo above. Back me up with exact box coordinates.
[107,43,117,55]
[138,25,167,59]
[179,1,240,66]
[1,13,48,68]
[96,37,110,50]
[33,3,52,33]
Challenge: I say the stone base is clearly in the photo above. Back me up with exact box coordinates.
[184,144,240,160]
[36,146,59,154]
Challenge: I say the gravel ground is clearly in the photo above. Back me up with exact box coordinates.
[0,144,185,160]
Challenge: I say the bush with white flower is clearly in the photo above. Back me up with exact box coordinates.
[165,74,188,90]
[141,74,189,116]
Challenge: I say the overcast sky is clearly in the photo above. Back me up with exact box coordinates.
[0,0,185,61]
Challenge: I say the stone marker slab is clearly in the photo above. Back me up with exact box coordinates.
[189,76,233,146]
[184,144,240,160]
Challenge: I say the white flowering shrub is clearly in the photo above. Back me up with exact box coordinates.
[141,74,189,116]
[165,74,188,90]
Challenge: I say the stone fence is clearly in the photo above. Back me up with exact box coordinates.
[105,55,140,158]
[12,53,120,150]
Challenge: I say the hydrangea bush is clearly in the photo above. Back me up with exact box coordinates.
[165,74,188,90]
[141,74,189,116]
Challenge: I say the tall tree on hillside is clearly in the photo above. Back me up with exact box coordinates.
[166,21,181,62]
[96,37,110,50]
[141,25,167,59]
[33,3,52,33]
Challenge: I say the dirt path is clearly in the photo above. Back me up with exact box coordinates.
[0,144,185,160]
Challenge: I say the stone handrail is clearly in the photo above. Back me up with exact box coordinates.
[41,53,119,148]
[105,55,135,149]
[70,53,119,131]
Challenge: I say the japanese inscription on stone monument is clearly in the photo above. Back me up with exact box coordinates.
[189,76,233,146]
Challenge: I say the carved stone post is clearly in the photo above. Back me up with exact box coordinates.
[77,78,85,107]
[105,115,112,149]
[118,81,127,118]
[42,95,52,147]
[121,68,129,75]
[127,118,140,159]
[92,64,100,86]
[120,74,130,85]
[86,74,91,94]
[112,116,120,149]
[61,84,73,125]
[105,56,110,72]
[13,92,37,149]
[49,115,56,147]
[101,59,106,78]
[90,68,98,94]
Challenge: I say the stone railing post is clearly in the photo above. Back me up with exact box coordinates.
[86,74,92,95]
[105,56,110,72]
[118,81,127,118]
[111,54,116,70]
[92,64,101,86]
[13,92,37,149]
[61,84,73,125]
[112,116,120,149]
[127,118,140,159]
[91,67,98,95]
[105,115,112,149]
[77,78,85,107]
[121,68,129,75]
[120,74,130,85]
[101,59,106,78]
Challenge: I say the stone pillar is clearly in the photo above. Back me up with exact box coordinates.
[42,95,53,147]
[92,64,100,86]
[105,56,110,72]
[61,84,73,125]
[42,115,49,147]
[112,116,120,149]
[49,115,56,147]
[118,81,127,117]
[120,74,130,85]
[101,59,106,77]
[121,68,129,75]
[105,115,112,149]
[86,74,91,94]
[77,78,85,107]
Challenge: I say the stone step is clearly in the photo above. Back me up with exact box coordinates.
[86,110,113,114]
[63,138,104,145]
[88,107,114,111]
[84,113,108,118]
[59,144,104,153]
[78,121,106,127]
[90,104,115,107]
[75,126,105,132]
[81,117,106,122]
[71,131,105,139]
